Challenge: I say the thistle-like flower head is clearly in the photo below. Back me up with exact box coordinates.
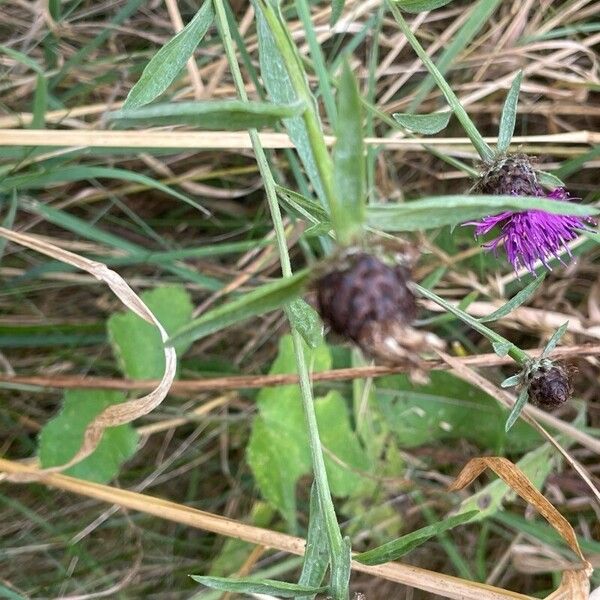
[466,155,593,274]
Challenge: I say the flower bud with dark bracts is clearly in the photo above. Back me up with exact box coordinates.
[313,244,444,375]
[527,363,573,410]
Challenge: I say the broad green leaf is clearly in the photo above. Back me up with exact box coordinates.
[542,322,569,358]
[298,484,329,600]
[375,371,539,450]
[479,274,545,323]
[255,4,325,204]
[4,166,208,215]
[393,111,451,134]
[355,510,478,565]
[286,299,323,349]
[367,194,598,232]
[496,71,523,155]
[38,389,139,483]
[395,0,454,12]
[247,336,370,530]
[124,0,214,108]
[169,271,310,347]
[108,285,193,380]
[333,61,366,243]
[111,100,305,130]
[190,576,327,597]
[505,387,529,432]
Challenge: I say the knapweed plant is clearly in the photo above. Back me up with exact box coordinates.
[2,0,599,599]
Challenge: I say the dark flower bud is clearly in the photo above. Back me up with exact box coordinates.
[314,248,444,372]
[316,251,416,346]
[476,153,541,196]
[528,363,573,410]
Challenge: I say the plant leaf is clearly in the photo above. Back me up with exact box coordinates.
[333,60,366,243]
[169,271,309,347]
[190,576,327,597]
[247,336,370,530]
[367,194,598,232]
[286,299,323,349]
[501,374,522,389]
[395,0,455,12]
[355,510,478,565]
[330,536,352,600]
[111,100,305,130]
[393,111,451,134]
[537,170,565,190]
[479,274,545,323]
[108,285,193,380]
[38,389,139,483]
[542,322,569,358]
[298,484,330,600]
[255,4,325,204]
[492,341,511,357]
[505,387,530,432]
[124,0,214,108]
[331,0,345,25]
[376,371,538,451]
[496,70,523,155]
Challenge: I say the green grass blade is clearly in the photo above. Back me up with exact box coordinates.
[124,0,214,108]
[408,0,502,112]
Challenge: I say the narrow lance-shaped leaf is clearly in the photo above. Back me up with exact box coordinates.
[110,100,305,130]
[355,510,478,565]
[393,111,451,134]
[396,0,455,12]
[285,299,323,349]
[367,194,598,232]
[479,273,546,323]
[298,484,330,600]
[190,576,328,598]
[331,0,345,26]
[496,70,523,155]
[505,387,531,432]
[124,0,214,108]
[542,322,569,358]
[169,270,310,347]
[330,536,352,600]
[333,60,366,244]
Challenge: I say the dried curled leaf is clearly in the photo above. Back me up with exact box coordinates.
[449,456,588,568]
[0,226,176,482]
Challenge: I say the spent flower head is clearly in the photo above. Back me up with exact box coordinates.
[466,155,594,274]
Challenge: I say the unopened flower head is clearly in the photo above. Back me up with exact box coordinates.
[466,155,594,274]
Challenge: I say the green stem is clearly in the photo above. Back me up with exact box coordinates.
[413,283,530,365]
[214,1,346,596]
[386,2,495,164]
[258,1,349,245]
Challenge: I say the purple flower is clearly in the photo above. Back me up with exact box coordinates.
[467,188,593,274]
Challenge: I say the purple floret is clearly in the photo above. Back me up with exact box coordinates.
[467,188,593,275]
